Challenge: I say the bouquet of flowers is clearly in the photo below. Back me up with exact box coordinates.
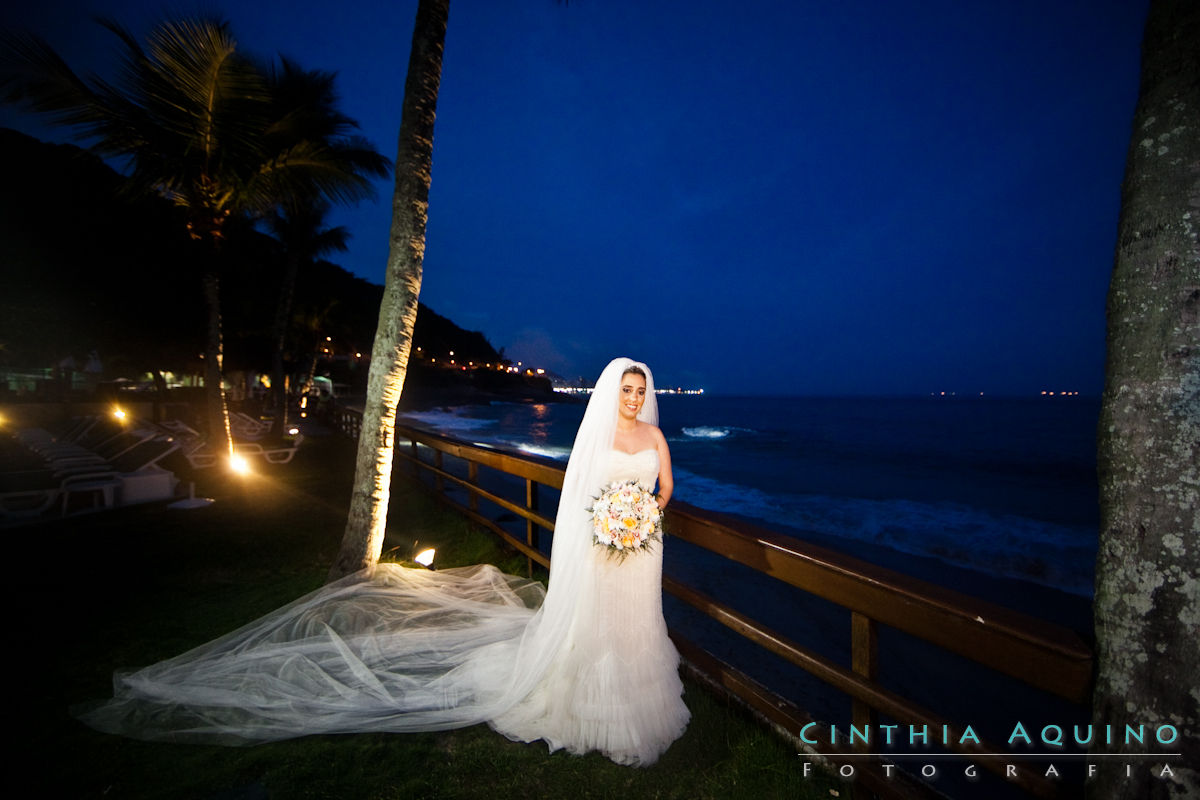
[589,479,663,560]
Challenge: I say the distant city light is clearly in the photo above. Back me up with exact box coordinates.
[553,386,704,396]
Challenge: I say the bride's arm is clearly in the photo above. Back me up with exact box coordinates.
[653,426,673,509]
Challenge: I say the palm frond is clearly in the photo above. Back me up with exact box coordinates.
[265,201,352,261]
[0,30,107,129]
[4,15,388,234]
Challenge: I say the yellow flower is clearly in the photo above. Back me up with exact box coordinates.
[622,516,637,530]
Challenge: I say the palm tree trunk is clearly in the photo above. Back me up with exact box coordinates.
[152,368,167,423]
[271,253,300,427]
[328,0,449,580]
[202,269,234,460]
[1090,1,1199,797]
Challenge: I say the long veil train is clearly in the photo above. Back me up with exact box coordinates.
[79,358,686,764]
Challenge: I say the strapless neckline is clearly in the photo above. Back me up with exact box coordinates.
[612,447,656,456]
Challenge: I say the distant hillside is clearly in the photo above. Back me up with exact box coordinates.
[0,128,200,373]
[0,128,542,402]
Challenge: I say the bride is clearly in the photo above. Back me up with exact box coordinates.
[80,357,690,767]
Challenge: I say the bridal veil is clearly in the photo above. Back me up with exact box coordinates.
[79,357,663,746]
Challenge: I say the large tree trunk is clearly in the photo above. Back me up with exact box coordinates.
[328,0,449,580]
[1091,1,1199,798]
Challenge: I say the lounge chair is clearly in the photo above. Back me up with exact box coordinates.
[233,434,305,465]
[3,425,182,519]
[230,412,273,441]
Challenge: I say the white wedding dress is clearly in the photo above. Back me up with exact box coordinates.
[80,359,689,768]
[489,448,688,764]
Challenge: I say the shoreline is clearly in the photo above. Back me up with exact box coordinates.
[396,363,576,412]
[384,393,1095,628]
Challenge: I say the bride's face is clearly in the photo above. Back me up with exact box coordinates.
[618,372,647,421]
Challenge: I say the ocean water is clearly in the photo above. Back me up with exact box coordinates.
[400,392,1099,796]
[398,394,1100,599]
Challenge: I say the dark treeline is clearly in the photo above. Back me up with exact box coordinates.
[0,128,527,401]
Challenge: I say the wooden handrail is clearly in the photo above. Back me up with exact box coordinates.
[666,502,1094,703]
[337,415,1094,799]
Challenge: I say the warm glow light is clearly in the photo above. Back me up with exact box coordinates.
[536,368,545,375]
[414,548,436,568]
[287,426,300,436]
[113,408,127,420]
[230,454,251,475]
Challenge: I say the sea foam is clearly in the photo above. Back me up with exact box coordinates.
[672,468,1096,597]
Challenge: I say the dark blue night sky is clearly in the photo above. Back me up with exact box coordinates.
[1,0,1149,395]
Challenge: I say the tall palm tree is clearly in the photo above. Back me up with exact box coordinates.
[265,201,350,427]
[1091,1,1199,797]
[0,18,387,459]
[328,0,450,579]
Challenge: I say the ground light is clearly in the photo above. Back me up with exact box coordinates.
[229,454,251,475]
[413,548,436,569]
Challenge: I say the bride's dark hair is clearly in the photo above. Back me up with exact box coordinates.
[622,365,647,379]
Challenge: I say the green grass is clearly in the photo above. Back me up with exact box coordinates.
[16,430,850,799]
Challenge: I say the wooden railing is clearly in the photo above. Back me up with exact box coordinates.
[338,413,1094,799]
